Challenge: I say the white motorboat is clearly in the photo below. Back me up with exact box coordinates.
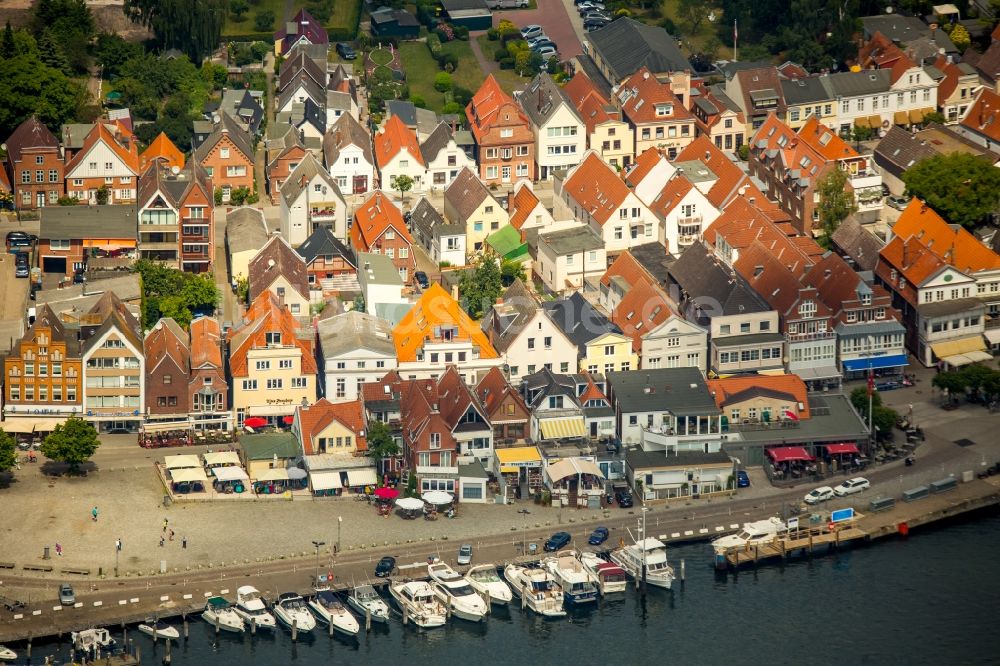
[272,592,316,633]
[202,597,245,633]
[346,584,390,624]
[580,552,628,595]
[71,628,116,652]
[388,580,448,628]
[610,537,676,590]
[0,645,17,661]
[541,551,599,605]
[234,585,277,630]
[309,590,360,636]
[711,517,788,556]
[502,564,567,618]
[137,620,180,640]
[466,564,513,605]
[427,562,488,622]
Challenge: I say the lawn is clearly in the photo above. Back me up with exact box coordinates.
[222,0,284,38]
[223,0,362,41]
[653,0,733,60]
[473,35,534,90]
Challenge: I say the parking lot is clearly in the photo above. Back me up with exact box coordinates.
[492,0,586,60]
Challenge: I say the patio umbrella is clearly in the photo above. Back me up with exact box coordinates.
[287,467,307,480]
[396,497,424,511]
[244,417,267,429]
[282,415,294,425]
[421,490,453,506]
[374,487,399,500]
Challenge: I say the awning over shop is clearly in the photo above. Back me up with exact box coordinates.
[255,467,290,482]
[793,365,841,381]
[496,446,542,468]
[545,457,606,483]
[766,446,814,463]
[310,470,343,490]
[211,466,249,482]
[826,443,860,455]
[164,454,201,470]
[985,328,1000,345]
[893,110,909,125]
[249,404,299,417]
[932,337,989,366]
[32,418,65,432]
[142,421,189,433]
[203,451,241,467]
[909,107,933,124]
[169,467,209,483]
[539,416,586,440]
[2,420,36,433]
[941,350,993,366]
[842,354,909,372]
[500,466,519,474]
[346,468,377,487]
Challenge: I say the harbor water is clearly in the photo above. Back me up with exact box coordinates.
[17,509,1000,665]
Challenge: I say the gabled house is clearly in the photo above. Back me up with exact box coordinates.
[64,122,140,204]
[138,132,185,172]
[265,125,310,203]
[534,225,607,294]
[702,195,817,273]
[189,316,228,421]
[80,292,145,433]
[724,66,787,133]
[374,114,426,194]
[248,235,311,317]
[932,55,980,124]
[609,277,705,371]
[673,136,761,210]
[275,98,327,141]
[623,147,677,204]
[276,51,326,113]
[599,250,660,313]
[137,159,215,273]
[481,280,578,382]
[515,73,586,180]
[226,207,270,283]
[144,318,190,420]
[274,8,329,56]
[296,225,358,293]
[542,291,638,373]
[318,310,397,402]
[506,180,558,233]
[645,171,719,252]
[617,67,695,158]
[583,18,690,86]
[410,196,466,267]
[563,70,634,169]
[694,84,748,151]
[475,366,530,446]
[397,375,459,494]
[218,88,265,137]
[192,112,255,202]
[279,152,347,244]
[521,368,587,443]
[436,366,493,464]
[466,74,536,185]
[444,167,508,255]
[420,122,476,189]
[294,399,375,495]
[706,373,810,427]
[323,113,376,195]
[4,116,63,209]
[957,88,1000,154]
[350,191,416,283]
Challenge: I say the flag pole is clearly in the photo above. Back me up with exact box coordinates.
[733,19,738,61]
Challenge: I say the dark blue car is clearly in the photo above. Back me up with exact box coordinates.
[736,470,750,488]
[588,527,609,545]
[544,531,572,552]
[374,556,396,577]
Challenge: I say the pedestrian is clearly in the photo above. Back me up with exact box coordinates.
[55,543,62,557]
[159,536,165,547]
[91,506,98,522]
[169,529,174,541]
[162,518,168,532]
[182,536,187,549]
[115,538,122,551]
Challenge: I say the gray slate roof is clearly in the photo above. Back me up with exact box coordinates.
[542,292,620,354]
[626,447,732,471]
[411,197,463,241]
[323,113,374,168]
[318,310,395,359]
[538,225,603,255]
[780,77,835,106]
[419,122,455,165]
[481,279,539,354]
[668,242,769,323]
[40,205,137,240]
[226,207,270,254]
[445,167,496,221]
[586,18,688,82]
[829,216,884,273]
[872,125,937,179]
[607,367,719,415]
[193,112,253,163]
[823,69,891,97]
[296,225,356,266]
[280,152,342,205]
[517,73,582,128]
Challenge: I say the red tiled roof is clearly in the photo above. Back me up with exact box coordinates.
[617,67,692,125]
[508,182,540,231]
[563,72,619,135]
[562,152,632,225]
[610,278,676,353]
[796,116,859,162]
[297,399,367,455]
[709,199,822,278]
[4,116,59,165]
[475,366,528,419]
[466,74,529,142]
[624,147,666,189]
[374,114,424,168]
[877,234,946,294]
[648,173,694,220]
[139,132,185,172]
[190,317,222,369]
[734,241,831,319]
[65,122,140,175]
[227,291,316,378]
[350,191,413,252]
[600,251,655,289]
[960,87,1000,144]
[706,374,810,419]
[892,198,1000,273]
[674,136,749,208]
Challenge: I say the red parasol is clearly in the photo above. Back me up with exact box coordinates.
[282,415,294,425]
[244,417,268,428]
[373,487,400,500]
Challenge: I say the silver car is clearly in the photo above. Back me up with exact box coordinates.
[833,477,870,497]
[456,544,473,566]
[59,583,75,605]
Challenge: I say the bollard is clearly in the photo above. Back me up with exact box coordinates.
[153,615,158,644]
[521,588,526,610]
[402,603,408,626]
[215,614,220,635]
[328,616,334,637]
[251,616,257,635]
[292,617,298,642]
[183,614,189,639]
[365,607,372,632]
[26,638,31,658]
[484,589,491,611]
[164,637,172,665]
[680,558,685,582]
[136,646,141,664]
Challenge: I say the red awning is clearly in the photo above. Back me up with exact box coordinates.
[826,443,860,455]
[766,446,814,463]
[244,417,268,428]
[374,487,400,500]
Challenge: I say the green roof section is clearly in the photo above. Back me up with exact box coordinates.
[487,225,529,262]
[240,432,300,460]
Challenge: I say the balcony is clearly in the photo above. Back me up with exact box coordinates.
[181,248,210,260]
[787,330,836,342]
[181,232,210,242]
[416,465,458,476]
[677,234,700,246]
[309,207,338,221]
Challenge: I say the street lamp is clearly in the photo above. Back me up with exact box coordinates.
[311,540,325,583]
[114,538,122,577]
[337,516,343,555]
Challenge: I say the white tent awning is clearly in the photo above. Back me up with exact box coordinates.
[169,467,209,483]
[2,420,36,433]
[310,470,343,490]
[203,451,241,467]
[255,467,290,482]
[164,454,201,470]
[346,468,378,487]
[211,466,249,482]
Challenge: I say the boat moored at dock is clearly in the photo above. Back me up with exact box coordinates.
[503,564,567,617]
[428,562,489,621]
[541,550,599,605]
[201,597,245,633]
[466,564,513,605]
[580,552,628,595]
[610,538,676,590]
[388,581,449,628]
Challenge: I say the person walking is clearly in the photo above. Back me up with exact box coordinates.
[55,543,63,557]
[162,518,169,532]
[159,535,165,547]
[168,529,175,542]
[116,538,122,551]
[182,536,187,549]
[91,506,98,522]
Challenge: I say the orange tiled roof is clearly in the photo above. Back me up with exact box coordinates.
[189,317,222,369]
[879,234,948,289]
[600,250,655,289]
[674,136,748,208]
[797,116,859,161]
[610,278,676,353]
[578,372,608,405]
[706,374,810,419]
[65,122,140,175]
[297,399,367,455]
[227,291,316,378]
[563,72,619,135]
[617,67,692,125]
[139,132,185,172]
[624,147,666,189]
[350,191,413,251]
[858,32,905,70]
[466,74,528,142]
[960,88,1000,144]
[648,173,694,220]
[891,198,1000,273]
[392,284,499,363]
[562,152,632,225]
[374,114,423,169]
[508,182,540,231]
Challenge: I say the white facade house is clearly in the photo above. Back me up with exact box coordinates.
[420,123,476,190]
[650,174,720,252]
[279,153,347,245]
[323,114,377,196]
[535,226,607,294]
[410,197,467,267]
[640,315,708,372]
[516,74,587,180]
[825,67,938,137]
[318,311,398,402]
[356,252,408,316]
[625,148,677,205]
[374,115,427,195]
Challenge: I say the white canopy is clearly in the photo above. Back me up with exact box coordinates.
[346,468,377,487]
[2,420,35,434]
[164,454,201,470]
[310,470,343,491]
[422,490,453,505]
[255,467,290,482]
[31,419,64,433]
[396,496,424,511]
[170,467,209,484]
[203,451,241,467]
[211,466,249,482]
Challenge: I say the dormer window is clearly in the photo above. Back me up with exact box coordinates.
[798,300,816,316]
[265,332,282,345]
[655,104,673,117]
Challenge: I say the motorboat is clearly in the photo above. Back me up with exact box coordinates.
[609,537,675,590]
[346,584,390,624]
[427,562,488,622]
[541,551,598,605]
[466,564,513,605]
[272,592,316,633]
[137,620,180,640]
[71,628,116,652]
[388,581,448,628]
[234,585,277,630]
[502,564,566,617]
[0,646,16,661]
[580,552,628,595]
[308,590,360,636]
[711,517,788,556]
[201,597,245,633]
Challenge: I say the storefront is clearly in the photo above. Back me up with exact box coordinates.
[458,461,490,504]
[494,446,543,502]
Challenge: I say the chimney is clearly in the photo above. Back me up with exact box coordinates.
[754,265,764,278]
[902,240,909,268]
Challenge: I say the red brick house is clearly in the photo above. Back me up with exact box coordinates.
[466,74,535,185]
[4,116,63,210]
[349,191,416,283]
[192,112,255,202]
[144,318,190,419]
[189,317,228,420]
[474,366,529,446]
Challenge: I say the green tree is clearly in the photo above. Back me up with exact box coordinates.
[816,167,856,242]
[390,175,414,205]
[458,256,502,319]
[932,369,969,404]
[366,420,400,476]
[0,53,86,138]
[230,0,249,21]
[31,0,95,73]
[0,430,16,473]
[950,24,970,52]
[352,293,365,312]
[158,295,193,328]
[254,8,276,31]
[677,0,707,32]
[849,386,896,440]
[434,71,452,92]
[182,272,220,312]
[122,0,226,63]
[500,259,525,286]
[903,153,1000,228]
[1,21,15,59]
[94,33,144,77]
[850,123,874,150]
[406,470,418,497]
[40,416,100,473]
[37,30,71,75]
[95,186,110,205]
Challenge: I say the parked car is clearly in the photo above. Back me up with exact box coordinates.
[487,0,528,7]
[736,470,751,488]
[833,477,870,497]
[577,1,605,13]
[804,486,835,505]
[535,45,559,60]
[583,17,610,30]
[456,544,473,566]
[543,531,572,552]
[6,231,33,250]
[526,34,552,48]
[374,556,396,577]
[887,195,909,210]
[336,42,357,60]
[615,490,633,508]
[414,271,430,289]
[530,39,557,53]
[14,252,29,278]
[59,583,75,605]
[582,11,611,22]
[520,24,544,40]
[588,527,609,545]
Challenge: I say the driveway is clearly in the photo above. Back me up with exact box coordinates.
[493,0,585,60]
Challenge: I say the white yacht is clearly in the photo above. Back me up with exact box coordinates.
[346,584,390,624]
[137,620,180,640]
[201,597,245,633]
[427,562,488,622]
[272,592,316,633]
[711,517,788,556]
[580,552,628,595]
[609,537,676,590]
[388,580,448,628]
[234,585,277,630]
[466,564,513,605]
[71,628,116,652]
[541,551,599,605]
[0,645,15,661]
[309,590,360,636]
[502,564,566,618]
